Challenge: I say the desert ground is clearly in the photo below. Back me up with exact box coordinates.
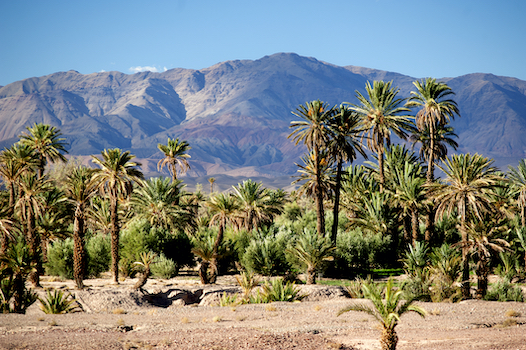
[1,275,526,350]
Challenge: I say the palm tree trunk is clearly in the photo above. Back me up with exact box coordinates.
[380,327,398,350]
[133,266,150,290]
[378,150,385,192]
[199,261,211,284]
[27,208,42,288]
[475,257,489,299]
[110,196,120,284]
[521,205,525,228]
[315,148,325,236]
[331,160,343,244]
[209,223,224,284]
[402,215,411,248]
[425,129,436,243]
[306,266,316,285]
[460,219,470,299]
[411,209,419,247]
[73,205,86,289]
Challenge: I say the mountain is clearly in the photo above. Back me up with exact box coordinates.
[0,53,525,179]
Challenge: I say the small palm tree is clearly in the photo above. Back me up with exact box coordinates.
[132,251,157,290]
[208,177,216,194]
[91,148,144,283]
[286,229,335,284]
[19,123,68,178]
[508,159,526,227]
[338,278,426,350]
[157,138,191,182]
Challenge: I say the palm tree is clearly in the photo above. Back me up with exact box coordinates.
[157,138,191,182]
[326,105,366,243]
[349,80,413,192]
[289,100,336,236]
[63,166,98,289]
[131,177,196,233]
[463,216,510,299]
[208,177,216,194]
[428,153,503,298]
[91,149,144,283]
[19,123,68,178]
[206,193,240,283]
[338,278,426,350]
[407,78,460,183]
[508,159,526,227]
[15,173,53,287]
[390,162,428,246]
[286,229,335,284]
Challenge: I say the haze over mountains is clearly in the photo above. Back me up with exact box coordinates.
[0,53,525,181]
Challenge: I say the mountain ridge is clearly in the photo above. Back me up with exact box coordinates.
[1,52,525,177]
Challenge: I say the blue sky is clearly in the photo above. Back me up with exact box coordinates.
[1,0,525,86]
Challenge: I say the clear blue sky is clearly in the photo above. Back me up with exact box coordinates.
[1,0,525,86]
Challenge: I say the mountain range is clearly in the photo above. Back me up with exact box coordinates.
[1,52,525,186]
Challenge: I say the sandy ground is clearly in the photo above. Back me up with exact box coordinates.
[1,275,526,350]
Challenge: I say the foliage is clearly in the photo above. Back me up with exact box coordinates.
[428,244,462,302]
[256,278,306,303]
[236,271,260,300]
[241,228,291,276]
[45,238,74,279]
[85,233,111,277]
[484,279,524,302]
[336,229,394,272]
[39,289,80,314]
[150,253,178,279]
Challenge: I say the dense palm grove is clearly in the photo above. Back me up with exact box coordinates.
[1,78,526,315]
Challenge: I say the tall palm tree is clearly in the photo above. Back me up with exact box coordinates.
[349,80,413,192]
[508,159,526,227]
[428,153,503,298]
[91,149,144,283]
[63,166,98,289]
[338,278,426,350]
[208,177,216,194]
[326,105,366,243]
[19,123,68,178]
[289,100,335,236]
[206,193,240,283]
[15,173,53,287]
[157,138,191,182]
[407,78,460,183]
[131,177,196,233]
[0,144,39,208]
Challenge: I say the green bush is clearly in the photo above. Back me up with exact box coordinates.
[45,238,74,279]
[335,229,393,273]
[241,228,291,276]
[86,233,111,277]
[150,253,178,279]
[254,278,306,303]
[120,219,194,270]
[485,279,524,302]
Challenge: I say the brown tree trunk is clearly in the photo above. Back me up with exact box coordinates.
[199,261,210,285]
[475,257,489,299]
[306,266,316,285]
[110,196,120,284]
[460,220,471,299]
[411,209,419,247]
[73,205,86,289]
[402,215,411,248]
[331,160,343,244]
[314,147,325,237]
[133,266,150,290]
[425,127,436,243]
[378,150,385,192]
[209,223,224,284]
[380,327,398,350]
[27,209,42,288]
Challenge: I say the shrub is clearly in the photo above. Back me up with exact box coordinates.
[428,244,462,302]
[45,239,74,279]
[485,279,524,302]
[86,233,111,277]
[150,254,178,279]
[336,229,393,273]
[241,229,290,276]
[259,278,307,303]
[39,290,80,314]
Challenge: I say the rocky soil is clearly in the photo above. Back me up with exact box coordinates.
[1,275,526,350]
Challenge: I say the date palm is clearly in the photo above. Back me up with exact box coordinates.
[91,149,144,283]
[15,173,53,287]
[157,138,191,182]
[428,153,503,298]
[326,105,366,242]
[338,278,426,350]
[206,193,240,283]
[19,123,68,178]
[407,78,460,183]
[349,80,413,192]
[289,100,336,236]
[63,166,98,289]
[131,177,196,233]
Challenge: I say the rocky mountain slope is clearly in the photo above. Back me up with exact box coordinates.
[0,53,525,178]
